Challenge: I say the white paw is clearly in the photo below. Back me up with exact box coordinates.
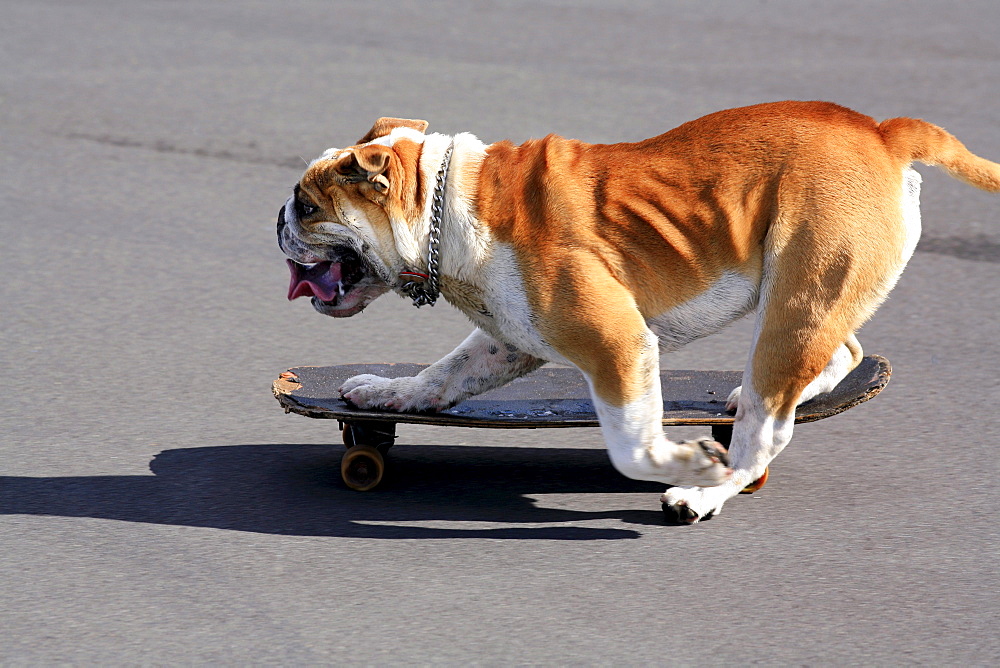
[676,438,732,486]
[725,385,741,413]
[339,374,445,412]
[644,437,732,487]
[660,486,727,524]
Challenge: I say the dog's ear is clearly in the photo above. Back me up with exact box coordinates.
[332,144,393,193]
[357,117,429,144]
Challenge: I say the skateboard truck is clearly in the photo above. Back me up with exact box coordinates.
[338,421,397,491]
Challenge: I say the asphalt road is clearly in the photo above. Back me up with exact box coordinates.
[2,0,998,663]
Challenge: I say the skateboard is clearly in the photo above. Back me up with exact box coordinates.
[273,355,890,497]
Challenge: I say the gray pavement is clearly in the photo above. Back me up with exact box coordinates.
[2,0,998,663]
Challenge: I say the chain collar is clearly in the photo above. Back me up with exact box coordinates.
[399,140,454,308]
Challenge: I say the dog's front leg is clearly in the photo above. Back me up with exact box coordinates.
[340,328,544,412]
[546,294,731,489]
[582,327,732,488]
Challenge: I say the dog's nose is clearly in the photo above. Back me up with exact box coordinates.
[276,205,287,241]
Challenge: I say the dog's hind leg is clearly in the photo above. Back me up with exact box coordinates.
[725,332,864,412]
[339,328,544,412]
[663,265,898,522]
[663,163,919,522]
[662,298,867,523]
[664,255,901,521]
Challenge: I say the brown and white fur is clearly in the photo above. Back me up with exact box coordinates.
[277,101,1000,523]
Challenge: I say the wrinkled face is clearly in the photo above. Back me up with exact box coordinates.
[277,156,391,317]
[276,118,429,317]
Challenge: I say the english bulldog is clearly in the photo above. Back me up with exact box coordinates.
[277,101,999,523]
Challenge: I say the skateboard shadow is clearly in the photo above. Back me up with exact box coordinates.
[0,444,670,540]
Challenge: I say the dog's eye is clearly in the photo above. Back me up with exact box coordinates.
[297,201,318,217]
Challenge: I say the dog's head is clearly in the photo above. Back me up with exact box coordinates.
[277,117,430,317]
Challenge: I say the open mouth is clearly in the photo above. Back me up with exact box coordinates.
[286,248,368,312]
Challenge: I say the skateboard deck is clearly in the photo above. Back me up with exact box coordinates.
[273,355,891,493]
[274,355,890,429]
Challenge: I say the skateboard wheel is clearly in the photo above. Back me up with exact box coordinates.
[740,466,769,494]
[341,445,385,491]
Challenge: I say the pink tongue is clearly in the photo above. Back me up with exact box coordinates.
[287,260,344,302]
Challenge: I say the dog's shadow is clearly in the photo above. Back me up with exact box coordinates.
[1,443,673,539]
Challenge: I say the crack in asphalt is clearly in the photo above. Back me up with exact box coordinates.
[917,234,1000,264]
[67,132,307,170]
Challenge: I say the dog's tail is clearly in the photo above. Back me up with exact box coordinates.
[880,117,1000,192]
